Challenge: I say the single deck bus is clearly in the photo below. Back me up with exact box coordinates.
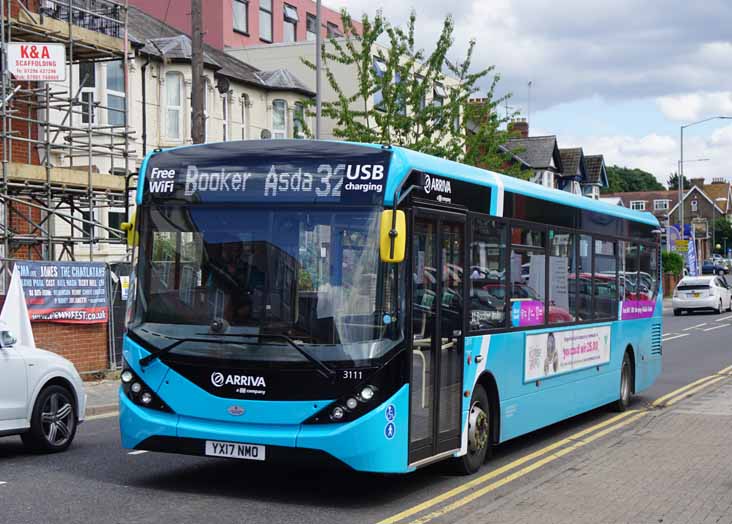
[119,140,662,474]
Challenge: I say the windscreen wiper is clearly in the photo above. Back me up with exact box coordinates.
[138,333,336,379]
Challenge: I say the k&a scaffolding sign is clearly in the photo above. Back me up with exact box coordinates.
[7,42,66,81]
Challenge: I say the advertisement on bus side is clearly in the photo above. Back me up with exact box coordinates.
[524,325,611,382]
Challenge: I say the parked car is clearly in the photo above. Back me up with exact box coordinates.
[672,276,732,315]
[0,324,86,452]
[701,259,727,275]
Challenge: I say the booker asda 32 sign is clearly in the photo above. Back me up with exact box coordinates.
[7,43,66,81]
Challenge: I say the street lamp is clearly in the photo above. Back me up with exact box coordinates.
[679,116,732,239]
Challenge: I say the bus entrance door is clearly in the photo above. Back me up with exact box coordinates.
[409,211,465,466]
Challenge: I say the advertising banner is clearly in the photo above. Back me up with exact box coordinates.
[524,326,611,382]
[7,43,66,81]
[621,300,656,320]
[14,261,108,324]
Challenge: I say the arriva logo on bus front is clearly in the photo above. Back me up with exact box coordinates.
[211,372,267,388]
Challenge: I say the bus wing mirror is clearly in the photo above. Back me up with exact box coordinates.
[380,210,406,263]
[120,211,138,247]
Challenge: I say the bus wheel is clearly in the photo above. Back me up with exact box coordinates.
[614,352,633,412]
[454,385,490,475]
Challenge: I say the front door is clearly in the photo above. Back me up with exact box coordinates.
[409,211,465,465]
[0,346,28,427]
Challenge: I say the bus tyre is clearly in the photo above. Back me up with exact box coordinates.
[614,353,633,412]
[21,385,77,453]
[454,385,491,475]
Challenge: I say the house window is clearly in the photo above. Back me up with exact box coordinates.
[630,200,646,211]
[79,62,96,124]
[691,199,698,212]
[259,0,273,42]
[165,71,183,140]
[654,199,670,211]
[293,101,305,138]
[283,4,298,43]
[272,99,287,139]
[306,13,317,40]
[326,22,342,38]
[432,82,446,107]
[108,209,126,231]
[222,92,230,141]
[241,94,249,139]
[373,57,387,110]
[415,75,426,110]
[106,61,125,126]
[233,0,248,33]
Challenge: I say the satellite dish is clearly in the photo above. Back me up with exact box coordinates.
[260,129,272,139]
[216,77,230,94]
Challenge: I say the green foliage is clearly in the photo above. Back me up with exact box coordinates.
[661,251,684,277]
[713,218,732,253]
[301,9,524,177]
[666,172,690,190]
[602,165,664,194]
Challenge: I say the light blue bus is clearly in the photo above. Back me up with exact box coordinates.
[119,140,662,474]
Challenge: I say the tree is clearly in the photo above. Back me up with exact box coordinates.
[667,172,690,190]
[713,218,732,256]
[661,251,684,277]
[302,10,524,177]
[602,165,664,194]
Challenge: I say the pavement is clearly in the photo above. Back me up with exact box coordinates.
[2,307,732,524]
[83,379,119,417]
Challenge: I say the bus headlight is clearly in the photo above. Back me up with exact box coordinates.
[345,397,358,410]
[359,386,375,401]
[120,360,173,413]
[330,406,345,421]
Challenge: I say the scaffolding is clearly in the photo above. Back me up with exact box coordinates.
[1,0,133,289]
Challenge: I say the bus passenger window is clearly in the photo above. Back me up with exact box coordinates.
[622,243,640,300]
[593,239,618,320]
[510,226,546,327]
[577,235,593,320]
[638,245,658,300]
[549,232,575,324]
[469,218,506,331]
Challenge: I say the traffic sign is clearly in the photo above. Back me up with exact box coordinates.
[674,240,689,253]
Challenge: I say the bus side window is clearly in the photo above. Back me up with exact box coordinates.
[593,239,618,320]
[638,245,658,300]
[469,217,507,331]
[623,242,640,300]
[509,226,546,328]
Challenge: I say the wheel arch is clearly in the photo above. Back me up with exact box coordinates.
[27,373,80,421]
[624,344,636,394]
[475,371,501,445]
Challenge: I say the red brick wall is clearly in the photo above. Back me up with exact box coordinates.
[0,295,109,374]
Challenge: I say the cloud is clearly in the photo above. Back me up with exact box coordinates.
[656,92,732,122]
[330,0,732,112]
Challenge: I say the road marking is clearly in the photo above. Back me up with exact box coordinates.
[702,324,729,332]
[682,323,707,330]
[128,450,148,455]
[0,482,6,486]
[664,376,727,407]
[661,333,689,342]
[652,363,732,407]
[377,410,642,524]
[716,315,732,322]
[85,411,119,421]
[404,413,647,524]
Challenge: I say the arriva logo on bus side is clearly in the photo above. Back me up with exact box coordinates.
[423,174,452,195]
[211,372,266,388]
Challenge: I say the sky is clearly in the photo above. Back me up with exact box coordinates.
[328,0,732,185]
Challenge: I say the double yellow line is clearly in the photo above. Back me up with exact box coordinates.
[378,363,732,524]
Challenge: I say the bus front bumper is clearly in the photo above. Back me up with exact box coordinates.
[119,384,411,473]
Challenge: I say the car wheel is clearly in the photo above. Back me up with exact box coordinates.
[717,299,723,314]
[673,309,681,316]
[21,384,77,453]
[614,352,633,412]
[452,385,491,475]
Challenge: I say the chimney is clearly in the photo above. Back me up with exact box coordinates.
[711,177,726,185]
[508,118,529,138]
[690,177,705,189]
